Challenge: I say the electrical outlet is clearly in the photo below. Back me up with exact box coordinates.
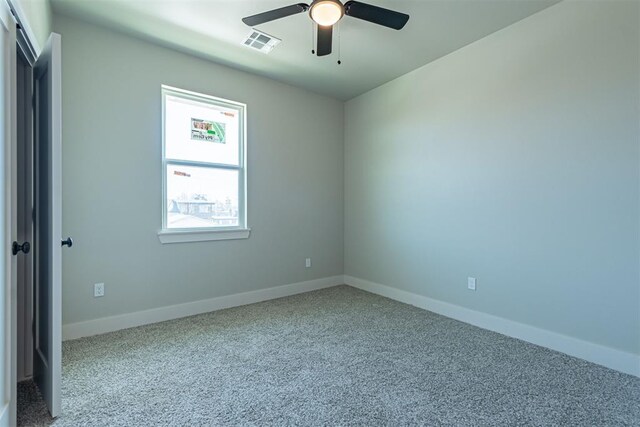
[94,282,105,297]
[468,277,476,291]
[305,258,312,268]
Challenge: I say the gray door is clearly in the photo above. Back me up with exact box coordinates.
[33,33,62,419]
[16,40,34,384]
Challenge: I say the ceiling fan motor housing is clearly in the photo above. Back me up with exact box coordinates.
[309,0,345,26]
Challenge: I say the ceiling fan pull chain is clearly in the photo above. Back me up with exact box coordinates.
[337,21,342,65]
[311,22,316,55]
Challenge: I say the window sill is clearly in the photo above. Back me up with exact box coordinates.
[158,228,251,244]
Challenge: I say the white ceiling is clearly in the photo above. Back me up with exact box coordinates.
[51,0,560,100]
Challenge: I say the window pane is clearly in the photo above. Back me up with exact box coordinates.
[165,94,241,166]
[166,164,239,229]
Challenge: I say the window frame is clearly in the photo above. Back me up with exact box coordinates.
[158,85,249,244]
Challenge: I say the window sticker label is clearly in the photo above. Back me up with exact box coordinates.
[191,118,226,143]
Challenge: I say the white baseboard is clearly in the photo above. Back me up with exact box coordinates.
[63,275,344,341]
[64,274,640,377]
[344,275,640,378]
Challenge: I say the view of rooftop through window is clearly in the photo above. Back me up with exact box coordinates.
[162,87,246,230]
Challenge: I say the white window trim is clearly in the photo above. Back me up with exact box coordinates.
[158,85,249,244]
[158,228,251,244]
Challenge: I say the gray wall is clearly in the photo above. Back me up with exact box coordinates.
[55,15,344,325]
[345,1,640,355]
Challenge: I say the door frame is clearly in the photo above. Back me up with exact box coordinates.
[0,0,16,425]
[6,0,40,62]
[2,1,41,424]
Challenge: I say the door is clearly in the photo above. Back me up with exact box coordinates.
[0,0,16,425]
[16,40,34,384]
[33,33,62,418]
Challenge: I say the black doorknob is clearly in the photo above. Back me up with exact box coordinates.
[61,237,73,248]
[12,241,30,255]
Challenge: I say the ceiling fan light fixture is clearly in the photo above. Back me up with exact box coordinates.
[310,0,344,26]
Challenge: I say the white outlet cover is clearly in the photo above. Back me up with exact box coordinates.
[468,277,476,291]
[94,282,105,297]
[305,258,312,268]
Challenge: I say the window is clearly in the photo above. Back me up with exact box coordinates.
[158,86,249,243]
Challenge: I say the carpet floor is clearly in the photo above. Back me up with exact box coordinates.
[17,285,640,426]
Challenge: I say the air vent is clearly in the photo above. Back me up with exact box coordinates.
[243,29,281,54]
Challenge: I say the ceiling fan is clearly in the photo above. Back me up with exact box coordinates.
[242,0,410,57]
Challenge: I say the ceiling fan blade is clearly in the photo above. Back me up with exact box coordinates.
[316,25,333,56]
[242,3,309,26]
[344,1,409,30]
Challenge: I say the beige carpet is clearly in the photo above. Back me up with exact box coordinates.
[18,285,640,426]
